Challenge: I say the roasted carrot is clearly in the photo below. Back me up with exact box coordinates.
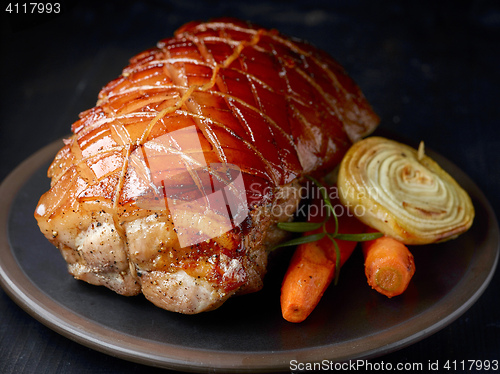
[280,190,367,323]
[362,232,416,298]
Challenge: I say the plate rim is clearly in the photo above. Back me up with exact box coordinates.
[1,138,499,373]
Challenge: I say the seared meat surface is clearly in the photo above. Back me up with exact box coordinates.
[35,18,378,314]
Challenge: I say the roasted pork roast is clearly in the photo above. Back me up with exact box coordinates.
[35,18,379,314]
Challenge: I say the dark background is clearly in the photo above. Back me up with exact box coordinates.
[1,0,499,373]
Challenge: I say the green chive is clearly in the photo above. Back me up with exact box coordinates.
[273,176,383,286]
[305,175,336,218]
[334,232,384,242]
[326,235,341,285]
[272,232,326,250]
[277,221,324,232]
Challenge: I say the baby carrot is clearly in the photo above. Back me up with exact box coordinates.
[280,239,337,323]
[280,193,366,323]
[362,233,416,298]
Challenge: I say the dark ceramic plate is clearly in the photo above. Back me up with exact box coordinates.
[0,139,498,373]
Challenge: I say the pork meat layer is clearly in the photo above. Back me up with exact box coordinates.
[35,18,379,314]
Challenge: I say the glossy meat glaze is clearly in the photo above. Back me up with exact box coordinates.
[34,18,379,313]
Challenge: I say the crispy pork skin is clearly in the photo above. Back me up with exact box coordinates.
[35,18,379,314]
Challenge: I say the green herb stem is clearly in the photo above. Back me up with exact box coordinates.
[326,235,341,285]
[272,232,326,250]
[334,232,384,242]
[274,177,383,285]
[277,221,324,232]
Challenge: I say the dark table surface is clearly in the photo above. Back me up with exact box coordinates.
[1,1,499,373]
